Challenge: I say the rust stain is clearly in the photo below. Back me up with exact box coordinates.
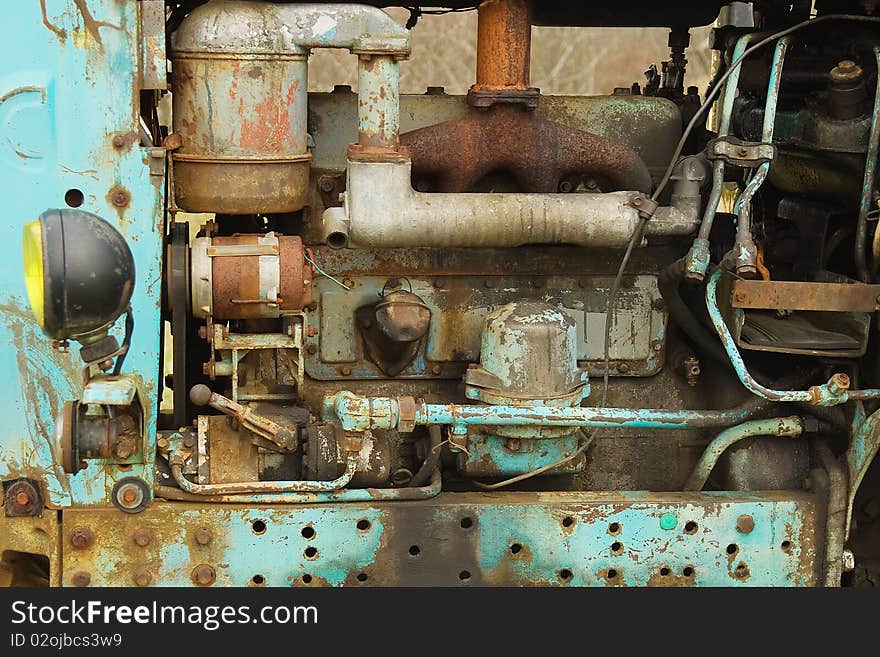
[71,0,122,51]
[40,0,66,40]
[239,80,299,152]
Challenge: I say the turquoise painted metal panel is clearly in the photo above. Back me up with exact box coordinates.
[0,0,164,506]
[60,492,819,586]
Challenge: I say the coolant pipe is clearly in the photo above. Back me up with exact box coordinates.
[158,467,441,504]
[730,38,789,277]
[170,453,358,495]
[855,45,880,282]
[683,416,804,490]
[326,390,799,434]
[705,268,880,405]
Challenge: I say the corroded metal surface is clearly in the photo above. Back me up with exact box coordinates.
[59,492,821,586]
[731,279,880,312]
[401,104,653,193]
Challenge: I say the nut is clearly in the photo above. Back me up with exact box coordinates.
[115,438,136,459]
[842,548,855,573]
[192,564,216,586]
[69,526,94,549]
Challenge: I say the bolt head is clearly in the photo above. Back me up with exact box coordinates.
[194,527,212,546]
[14,491,30,507]
[133,529,152,547]
[156,437,170,450]
[192,564,216,586]
[306,344,318,355]
[736,514,755,534]
[71,571,91,587]
[133,570,152,587]
[341,366,352,376]
[112,134,126,148]
[617,363,630,373]
[70,527,94,549]
[842,548,856,572]
[431,365,442,375]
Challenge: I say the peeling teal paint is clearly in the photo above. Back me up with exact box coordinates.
[0,0,164,506]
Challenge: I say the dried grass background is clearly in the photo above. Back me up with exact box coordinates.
[307,8,714,95]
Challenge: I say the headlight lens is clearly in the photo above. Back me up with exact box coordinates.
[22,220,45,329]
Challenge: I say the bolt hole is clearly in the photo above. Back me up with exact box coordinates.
[304,546,318,560]
[684,521,698,534]
[558,568,573,582]
[458,570,471,582]
[65,188,84,208]
[356,519,371,532]
[735,562,749,578]
[660,566,670,576]
[408,545,421,557]
[356,573,368,583]
[607,568,618,579]
[301,574,312,584]
[327,231,348,249]
[726,543,738,555]
[251,519,267,535]
[460,517,473,529]
[251,574,265,585]
[611,541,623,554]
[608,522,621,535]
[301,526,315,540]
[562,516,574,528]
[510,542,523,554]
[683,566,694,577]
[781,540,792,553]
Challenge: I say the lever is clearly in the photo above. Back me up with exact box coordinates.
[189,384,296,450]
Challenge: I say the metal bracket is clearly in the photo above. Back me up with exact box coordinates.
[708,137,776,168]
[138,0,167,90]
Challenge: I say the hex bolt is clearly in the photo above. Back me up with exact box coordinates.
[617,363,630,374]
[736,514,755,534]
[194,527,213,546]
[156,437,170,451]
[183,436,195,449]
[192,564,216,586]
[115,438,136,459]
[71,571,91,587]
[431,365,442,375]
[69,526,94,550]
[133,570,152,587]
[133,529,152,547]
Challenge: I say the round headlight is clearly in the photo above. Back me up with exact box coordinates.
[22,209,135,341]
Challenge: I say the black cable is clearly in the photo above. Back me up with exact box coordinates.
[112,307,134,376]
[601,14,880,417]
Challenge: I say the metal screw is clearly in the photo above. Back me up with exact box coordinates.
[192,564,216,586]
[132,570,152,587]
[133,529,152,547]
[342,278,355,289]
[195,527,213,546]
[69,526,94,549]
[651,340,663,352]
[71,571,91,587]
[736,514,755,534]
